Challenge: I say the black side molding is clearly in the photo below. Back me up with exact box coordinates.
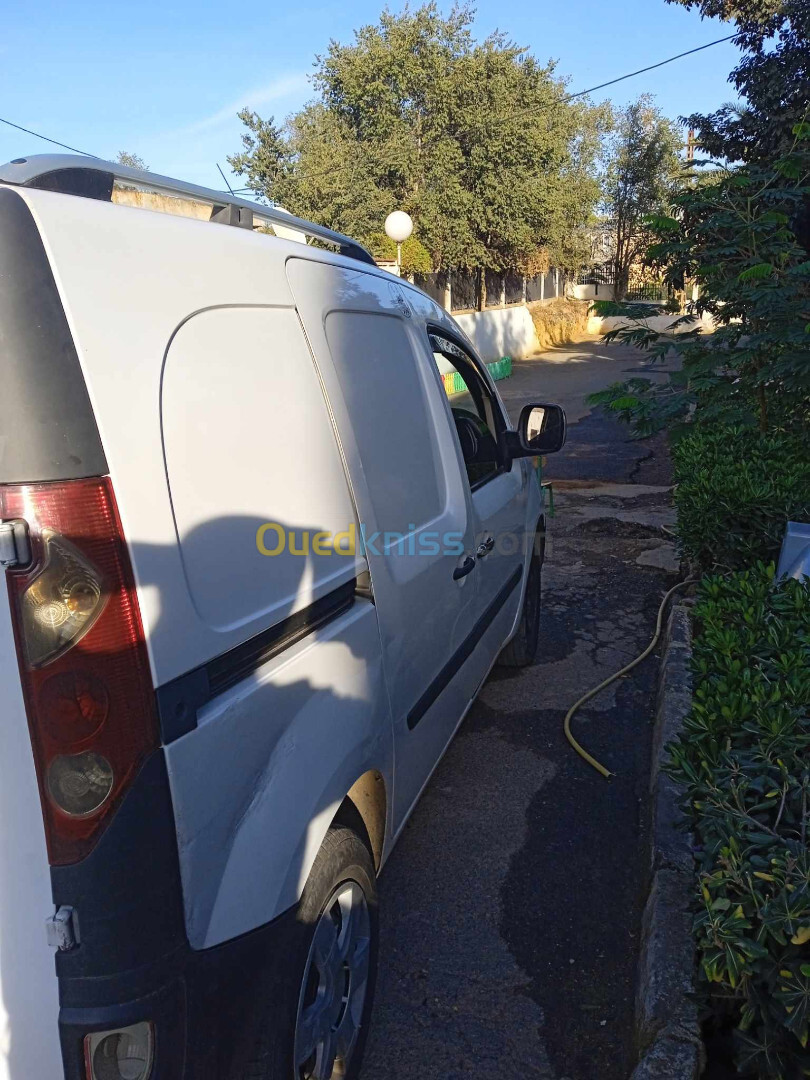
[157,579,358,743]
[0,188,108,483]
[407,565,522,730]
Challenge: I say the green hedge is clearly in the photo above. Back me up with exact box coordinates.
[668,566,810,1078]
[672,427,810,573]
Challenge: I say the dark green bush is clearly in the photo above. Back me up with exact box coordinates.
[673,427,810,572]
[668,565,810,1078]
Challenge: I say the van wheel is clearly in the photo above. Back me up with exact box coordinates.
[244,818,378,1080]
[498,539,542,668]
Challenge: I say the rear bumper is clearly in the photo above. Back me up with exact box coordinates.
[59,979,186,1079]
[58,910,298,1080]
[52,750,297,1079]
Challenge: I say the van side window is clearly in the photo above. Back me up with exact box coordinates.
[429,333,502,489]
[324,312,444,536]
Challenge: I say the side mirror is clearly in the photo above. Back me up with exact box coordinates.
[514,402,567,455]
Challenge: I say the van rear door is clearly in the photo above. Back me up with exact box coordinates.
[0,185,91,1080]
[0,588,63,1080]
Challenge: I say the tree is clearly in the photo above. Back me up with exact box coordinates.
[590,127,810,437]
[365,233,433,274]
[228,3,607,297]
[666,0,810,164]
[116,151,148,170]
[601,96,683,301]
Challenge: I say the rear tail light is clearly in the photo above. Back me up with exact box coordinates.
[0,477,158,865]
[20,530,107,667]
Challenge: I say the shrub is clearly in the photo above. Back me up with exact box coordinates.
[668,566,810,1078]
[672,427,810,572]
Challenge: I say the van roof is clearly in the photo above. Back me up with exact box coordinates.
[0,154,376,267]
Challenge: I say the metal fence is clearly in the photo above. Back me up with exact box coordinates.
[412,271,448,306]
[576,265,670,303]
[412,268,568,312]
[449,270,477,311]
[526,270,561,303]
[625,283,669,303]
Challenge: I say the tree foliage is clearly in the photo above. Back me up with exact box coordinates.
[365,233,433,274]
[600,95,683,300]
[590,129,810,436]
[666,0,810,165]
[228,3,608,274]
[116,151,148,170]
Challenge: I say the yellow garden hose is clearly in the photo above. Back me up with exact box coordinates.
[563,578,696,779]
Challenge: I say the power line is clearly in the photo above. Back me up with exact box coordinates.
[565,33,736,100]
[0,115,96,157]
[216,162,235,194]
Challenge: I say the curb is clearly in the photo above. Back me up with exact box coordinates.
[630,602,703,1079]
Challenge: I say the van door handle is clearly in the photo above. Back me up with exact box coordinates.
[453,556,476,580]
[476,536,495,558]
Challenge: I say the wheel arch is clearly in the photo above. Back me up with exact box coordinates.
[338,769,388,871]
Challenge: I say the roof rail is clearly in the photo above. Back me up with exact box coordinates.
[0,154,377,266]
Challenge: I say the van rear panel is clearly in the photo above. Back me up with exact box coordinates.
[0,583,63,1079]
[0,184,110,1078]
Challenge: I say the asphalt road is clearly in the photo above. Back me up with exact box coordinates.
[360,338,680,1080]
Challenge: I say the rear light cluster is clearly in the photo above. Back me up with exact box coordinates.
[0,477,158,865]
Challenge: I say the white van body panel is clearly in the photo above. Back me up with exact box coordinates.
[19,187,369,686]
[165,600,390,948]
[0,584,62,1080]
[161,305,361,632]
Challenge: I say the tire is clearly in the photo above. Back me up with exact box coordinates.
[243,812,379,1080]
[498,536,543,668]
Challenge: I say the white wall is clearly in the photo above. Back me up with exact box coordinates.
[453,306,539,362]
[570,282,615,302]
[587,311,715,336]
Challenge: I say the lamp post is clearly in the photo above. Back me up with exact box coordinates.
[384,211,413,277]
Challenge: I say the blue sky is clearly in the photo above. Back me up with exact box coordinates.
[0,0,743,192]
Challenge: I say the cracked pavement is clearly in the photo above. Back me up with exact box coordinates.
[361,339,680,1080]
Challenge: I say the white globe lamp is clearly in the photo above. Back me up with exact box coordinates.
[384,211,413,275]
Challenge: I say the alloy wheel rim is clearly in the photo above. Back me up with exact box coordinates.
[294,879,371,1080]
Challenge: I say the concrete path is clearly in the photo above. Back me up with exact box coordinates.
[361,339,679,1080]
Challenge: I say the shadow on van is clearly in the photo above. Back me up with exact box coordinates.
[0,512,389,1080]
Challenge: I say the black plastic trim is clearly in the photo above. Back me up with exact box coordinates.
[156,578,357,743]
[407,564,522,730]
[24,166,115,202]
[52,744,303,1079]
[58,905,301,1080]
[52,752,187,999]
[0,188,108,482]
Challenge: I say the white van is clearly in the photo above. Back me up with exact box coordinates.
[0,155,565,1080]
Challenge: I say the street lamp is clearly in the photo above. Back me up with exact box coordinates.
[384,211,413,277]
